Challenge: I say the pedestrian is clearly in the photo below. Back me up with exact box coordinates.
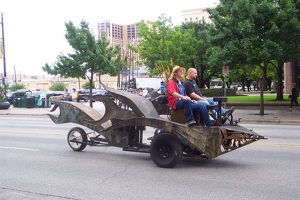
[63,88,71,101]
[167,66,212,127]
[288,83,299,112]
[184,68,234,119]
[72,88,78,102]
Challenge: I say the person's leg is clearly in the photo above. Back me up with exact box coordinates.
[191,103,212,127]
[197,100,217,119]
[175,100,195,123]
[206,98,214,105]
[207,98,230,117]
[295,98,299,107]
[289,99,293,111]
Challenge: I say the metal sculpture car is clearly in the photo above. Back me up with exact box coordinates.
[47,84,265,168]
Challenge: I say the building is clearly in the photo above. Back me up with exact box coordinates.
[182,7,216,23]
[98,20,149,88]
[3,73,118,91]
[284,61,300,94]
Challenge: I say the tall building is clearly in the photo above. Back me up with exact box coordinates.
[98,20,148,88]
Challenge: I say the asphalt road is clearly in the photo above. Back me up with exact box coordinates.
[0,116,300,200]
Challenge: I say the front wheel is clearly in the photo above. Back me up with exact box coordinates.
[67,127,87,151]
[150,133,183,168]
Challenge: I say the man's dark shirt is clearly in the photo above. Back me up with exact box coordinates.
[183,78,203,98]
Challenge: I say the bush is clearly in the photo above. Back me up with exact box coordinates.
[9,83,26,91]
[82,82,95,89]
[201,88,236,97]
[49,83,66,91]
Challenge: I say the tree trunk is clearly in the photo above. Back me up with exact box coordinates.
[259,64,267,116]
[276,62,284,100]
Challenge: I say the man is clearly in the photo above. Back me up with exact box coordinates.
[184,68,234,119]
[63,88,71,101]
[167,66,212,127]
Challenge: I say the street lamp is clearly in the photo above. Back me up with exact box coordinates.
[1,13,7,86]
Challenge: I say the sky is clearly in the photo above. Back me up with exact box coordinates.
[0,0,219,77]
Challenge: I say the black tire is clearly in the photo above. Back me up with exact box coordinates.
[150,133,183,168]
[67,127,87,151]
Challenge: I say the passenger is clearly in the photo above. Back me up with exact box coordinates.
[184,68,234,119]
[167,66,212,127]
[288,83,299,112]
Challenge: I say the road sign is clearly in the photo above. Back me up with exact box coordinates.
[222,66,229,76]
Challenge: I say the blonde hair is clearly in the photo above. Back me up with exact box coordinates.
[170,66,185,80]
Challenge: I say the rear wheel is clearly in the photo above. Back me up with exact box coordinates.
[67,127,87,151]
[150,133,183,168]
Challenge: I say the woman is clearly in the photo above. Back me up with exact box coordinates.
[288,83,299,112]
[167,66,211,127]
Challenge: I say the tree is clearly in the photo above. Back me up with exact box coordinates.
[208,0,300,115]
[42,20,120,107]
[136,14,196,79]
[0,85,8,102]
[49,83,66,91]
[82,81,95,89]
[9,83,25,92]
[269,0,300,100]
[182,21,220,89]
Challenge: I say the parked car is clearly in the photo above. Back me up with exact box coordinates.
[7,90,28,104]
[92,89,114,101]
[77,90,89,102]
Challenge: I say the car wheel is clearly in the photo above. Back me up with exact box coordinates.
[150,133,183,168]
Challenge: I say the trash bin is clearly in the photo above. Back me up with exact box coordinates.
[41,94,52,108]
[26,97,35,108]
[37,92,48,108]
[35,94,40,107]
[14,98,22,108]
[20,97,27,108]
[13,99,17,107]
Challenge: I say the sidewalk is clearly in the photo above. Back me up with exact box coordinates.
[1,102,299,125]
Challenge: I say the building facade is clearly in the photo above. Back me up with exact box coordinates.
[98,20,149,88]
[182,7,215,23]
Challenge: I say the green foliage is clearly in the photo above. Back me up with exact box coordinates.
[208,0,300,105]
[82,82,95,89]
[0,85,8,102]
[9,83,26,92]
[201,88,236,97]
[136,14,196,75]
[49,83,66,91]
[42,20,120,106]
[182,21,218,88]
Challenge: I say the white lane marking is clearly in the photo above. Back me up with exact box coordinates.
[0,146,39,151]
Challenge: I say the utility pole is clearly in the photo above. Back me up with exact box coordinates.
[14,65,17,83]
[1,13,7,86]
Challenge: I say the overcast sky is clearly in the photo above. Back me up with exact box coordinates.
[0,0,219,76]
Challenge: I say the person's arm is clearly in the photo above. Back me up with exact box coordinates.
[184,80,207,102]
[189,92,207,102]
[168,80,191,101]
[171,91,191,100]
